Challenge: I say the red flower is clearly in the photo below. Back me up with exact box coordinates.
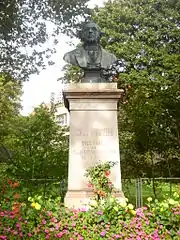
[87,183,92,188]
[12,202,21,216]
[14,193,20,199]
[113,76,118,82]
[7,179,12,185]
[108,181,112,186]
[105,170,110,177]
[100,191,105,196]
[13,182,20,188]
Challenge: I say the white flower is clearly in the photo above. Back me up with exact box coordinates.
[125,197,129,202]
[173,192,179,198]
[113,206,119,211]
[127,204,134,210]
[90,200,98,207]
[119,200,127,208]
[37,196,42,200]
[109,197,115,203]
[28,197,33,202]
[100,199,105,205]
[168,199,178,205]
[161,202,169,208]
[147,197,152,202]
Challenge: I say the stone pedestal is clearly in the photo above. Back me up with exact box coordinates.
[63,83,124,208]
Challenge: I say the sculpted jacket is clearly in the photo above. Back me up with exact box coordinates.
[63,46,117,69]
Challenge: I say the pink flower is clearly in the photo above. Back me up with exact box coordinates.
[42,219,46,224]
[100,231,106,237]
[0,236,7,240]
[47,211,52,216]
[81,208,86,212]
[97,211,103,215]
[56,232,64,238]
[16,223,21,229]
[51,217,57,223]
[46,234,50,239]
[78,235,84,240]
[115,234,121,238]
[174,212,180,215]
[55,223,60,230]
[0,212,5,217]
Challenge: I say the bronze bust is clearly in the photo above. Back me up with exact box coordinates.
[63,21,117,83]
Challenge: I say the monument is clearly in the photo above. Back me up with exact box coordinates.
[63,21,124,208]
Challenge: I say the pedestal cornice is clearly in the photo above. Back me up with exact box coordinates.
[63,83,124,110]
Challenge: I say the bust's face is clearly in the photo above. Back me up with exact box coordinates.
[82,23,100,44]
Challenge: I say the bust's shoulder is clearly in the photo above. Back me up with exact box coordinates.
[66,46,84,56]
[101,47,117,60]
[63,46,85,65]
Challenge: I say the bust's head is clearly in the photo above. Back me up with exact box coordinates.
[79,21,102,45]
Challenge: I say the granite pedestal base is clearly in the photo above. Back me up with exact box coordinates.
[63,83,125,208]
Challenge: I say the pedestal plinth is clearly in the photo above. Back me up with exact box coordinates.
[63,83,124,208]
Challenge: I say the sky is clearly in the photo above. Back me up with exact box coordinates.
[21,0,107,115]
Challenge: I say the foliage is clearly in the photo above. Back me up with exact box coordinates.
[0,73,22,163]
[0,73,68,183]
[0,0,90,81]
[60,64,84,84]
[1,194,180,239]
[91,0,180,178]
[0,163,180,239]
[5,104,68,180]
[85,161,116,200]
[0,73,22,141]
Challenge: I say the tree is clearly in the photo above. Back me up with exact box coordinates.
[91,0,180,178]
[59,64,83,84]
[0,0,90,81]
[0,73,22,162]
[5,104,68,180]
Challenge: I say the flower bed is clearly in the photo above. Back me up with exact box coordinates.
[0,163,180,239]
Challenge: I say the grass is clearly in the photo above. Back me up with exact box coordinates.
[122,178,180,207]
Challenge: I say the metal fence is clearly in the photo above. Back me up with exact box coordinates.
[122,178,180,208]
[21,179,67,201]
[0,178,67,203]
[1,177,180,208]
